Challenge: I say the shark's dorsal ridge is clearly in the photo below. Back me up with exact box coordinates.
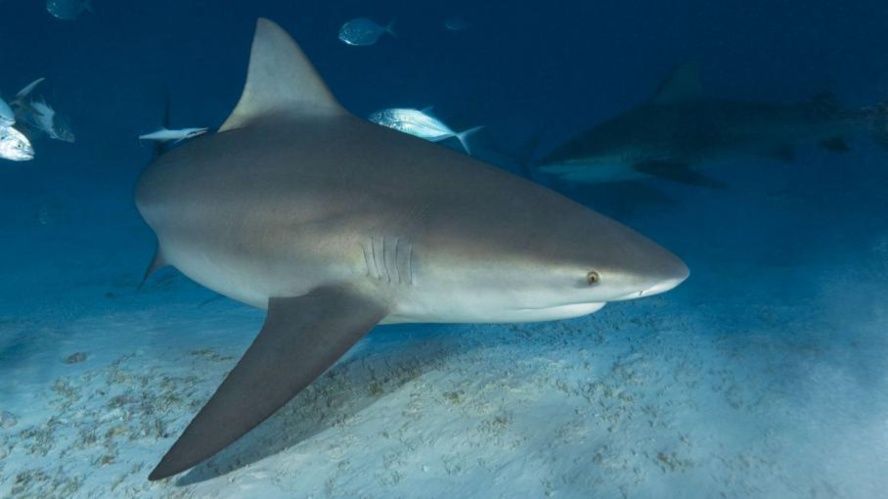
[219,18,345,132]
[651,60,703,104]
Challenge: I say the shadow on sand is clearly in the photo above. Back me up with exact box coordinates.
[176,323,478,484]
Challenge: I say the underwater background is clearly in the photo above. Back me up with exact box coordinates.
[2,0,887,497]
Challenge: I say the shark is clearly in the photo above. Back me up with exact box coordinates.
[537,61,888,187]
[136,19,689,481]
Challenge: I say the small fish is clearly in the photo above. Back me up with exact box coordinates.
[30,100,56,135]
[369,107,482,155]
[46,0,92,20]
[7,79,74,143]
[0,97,14,127]
[9,78,46,120]
[0,126,34,161]
[52,114,76,143]
[19,97,75,143]
[444,16,471,32]
[338,17,395,46]
[139,127,208,144]
[29,99,62,140]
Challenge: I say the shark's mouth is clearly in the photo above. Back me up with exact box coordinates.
[517,301,607,313]
[609,276,689,302]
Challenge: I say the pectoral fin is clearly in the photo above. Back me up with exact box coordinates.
[148,285,389,480]
[633,161,726,188]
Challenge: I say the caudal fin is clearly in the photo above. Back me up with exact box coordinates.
[854,98,888,148]
[454,125,483,156]
[867,101,888,148]
[384,19,398,39]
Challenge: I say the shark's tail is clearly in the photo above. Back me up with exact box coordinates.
[454,125,483,156]
[864,100,888,148]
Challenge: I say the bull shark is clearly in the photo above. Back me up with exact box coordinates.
[537,61,888,187]
[136,19,689,480]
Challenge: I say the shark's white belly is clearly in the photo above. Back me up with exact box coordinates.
[160,229,610,324]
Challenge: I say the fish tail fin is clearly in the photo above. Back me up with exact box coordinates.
[385,19,398,39]
[872,101,888,148]
[455,125,483,156]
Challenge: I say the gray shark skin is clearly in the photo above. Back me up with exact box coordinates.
[136,19,689,481]
[538,61,888,187]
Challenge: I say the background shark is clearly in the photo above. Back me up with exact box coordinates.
[537,61,888,187]
[136,19,688,480]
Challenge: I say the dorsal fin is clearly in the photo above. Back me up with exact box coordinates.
[651,60,703,104]
[153,88,172,158]
[219,18,345,132]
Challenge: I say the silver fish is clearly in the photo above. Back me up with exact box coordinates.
[139,127,208,143]
[338,17,395,46]
[19,98,75,143]
[369,107,482,155]
[52,114,75,143]
[8,78,46,122]
[46,0,92,20]
[0,97,14,127]
[0,126,34,161]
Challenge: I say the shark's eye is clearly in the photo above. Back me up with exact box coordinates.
[586,270,600,285]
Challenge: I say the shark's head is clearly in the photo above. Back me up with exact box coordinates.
[420,204,689,323]
[561,226,685,299]
[535,114,657,172]
[518,214,688,309]
[537,61,710,174]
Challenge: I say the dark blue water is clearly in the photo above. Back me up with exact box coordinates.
[8,1,887,171]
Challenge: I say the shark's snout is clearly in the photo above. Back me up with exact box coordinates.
[587,227,689,303]
[619,249,689,301]
[640,265,689,297]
